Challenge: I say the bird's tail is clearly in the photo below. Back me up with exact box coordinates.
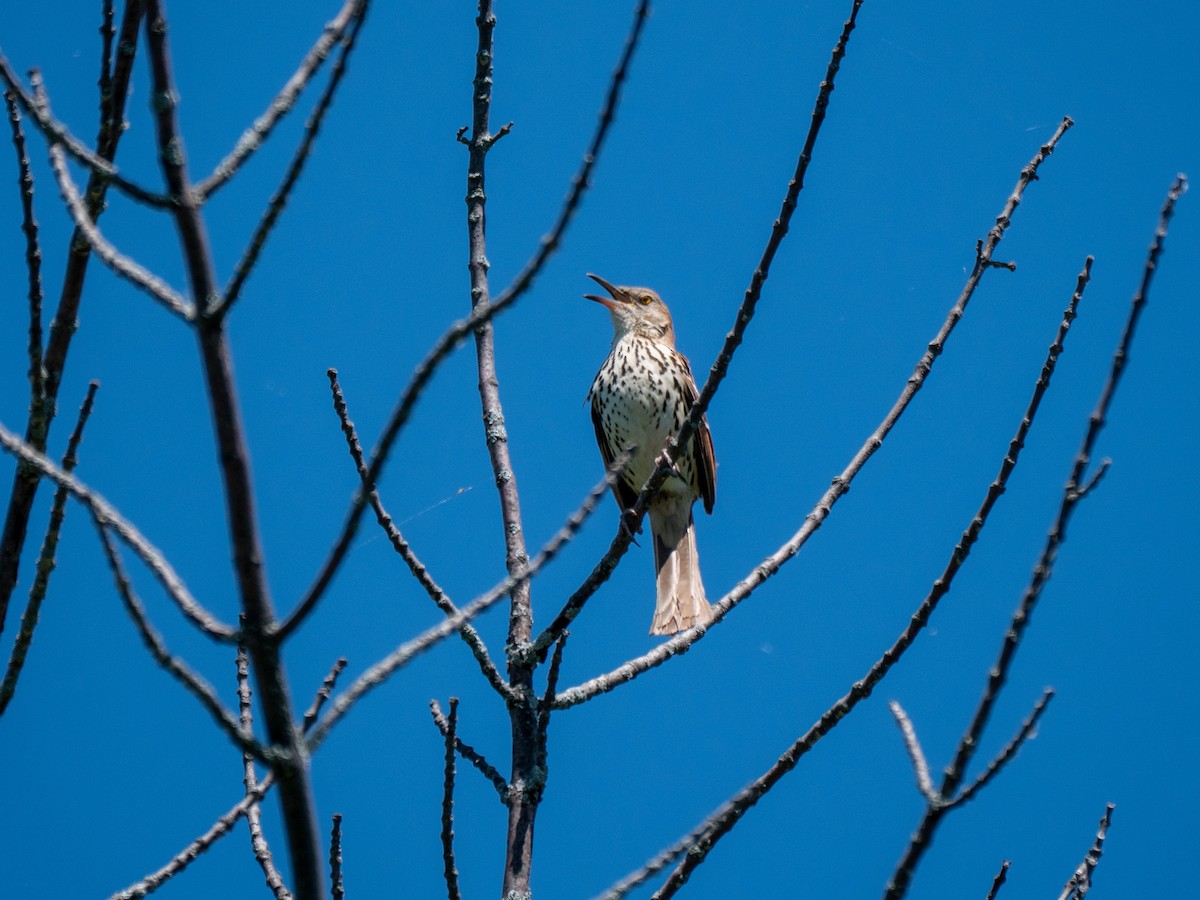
[648,498,712,635]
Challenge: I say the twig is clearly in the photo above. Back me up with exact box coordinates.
[430,699,509,801]
[325,369,512,700]
[95,522,265,759]
[194,0,366,199]
[951,688,1053,809]
[438,699,463,900]
[217,0,369,317]
[0,419,236,638]
[984,861,1010,900]
[283,0,649,639]
[1057,805,1114,900]
[307,465,618,754]
[329,815,345,900]
[301,657,349,732]
[46,139,193,320]
[888,701,936,802]
[4,91,45,406]
[238,644,293,900]
[0,382,98,716]
[886,175,1186,899]
[554,127,1077,710]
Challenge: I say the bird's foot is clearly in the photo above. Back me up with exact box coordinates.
[619,508,643,546]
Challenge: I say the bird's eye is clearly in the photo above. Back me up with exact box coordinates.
[639,294,653,305]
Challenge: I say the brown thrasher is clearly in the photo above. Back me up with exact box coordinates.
[584,273,716,635]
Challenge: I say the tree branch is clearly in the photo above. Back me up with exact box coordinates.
[1057,804,1115,900]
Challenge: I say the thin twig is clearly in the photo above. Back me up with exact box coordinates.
[555,124,1076,710]
[1057,805,1115,900]
[888,701,937,802]
[951,688,1053,809]
[217,0,369,317]
[46,139,193,319]
[0,420,236,638]
[4,91,45,406]
[430,699,509,801]
[0,382,98,716]
[301,657,349,732]
[984,861,1010,900]
[329,815,345,900]
[439,698,463,900]
[194,0,366,199]
[239,644,293,900]
[283,0,650,639]
[325,369,512,700]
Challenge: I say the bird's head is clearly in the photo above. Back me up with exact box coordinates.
[584,273,676,345]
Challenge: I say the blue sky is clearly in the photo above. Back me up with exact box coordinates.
[1,2,1196,898]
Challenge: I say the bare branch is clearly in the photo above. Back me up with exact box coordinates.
[323,369,513,700]
[194,0,367,199]
[0,419,236,638]
[301,657,348,732]
[950,688,1053,809]
[46,139,193,320]
[984,861,1010,900]
[0,382,98,716]
[888,701,937,803]
[4,90,45,406]
[430,699,508,802]
[554,131,1078,711]
[438,698,463,900]
[217,1,369,317]
[329,815,345,900]
[238,644,293,900]
[1057,805,1115,900]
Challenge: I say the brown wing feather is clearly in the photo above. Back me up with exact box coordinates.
[677,353,716,514]
[590,388,640,510]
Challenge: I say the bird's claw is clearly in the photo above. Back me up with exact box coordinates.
[619,508,643,546]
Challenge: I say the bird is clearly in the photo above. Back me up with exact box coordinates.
[584,273,717,635]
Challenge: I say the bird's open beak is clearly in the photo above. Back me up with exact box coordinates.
[584,273,629,310]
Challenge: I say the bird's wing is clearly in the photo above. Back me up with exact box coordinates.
[678,353,717,515]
